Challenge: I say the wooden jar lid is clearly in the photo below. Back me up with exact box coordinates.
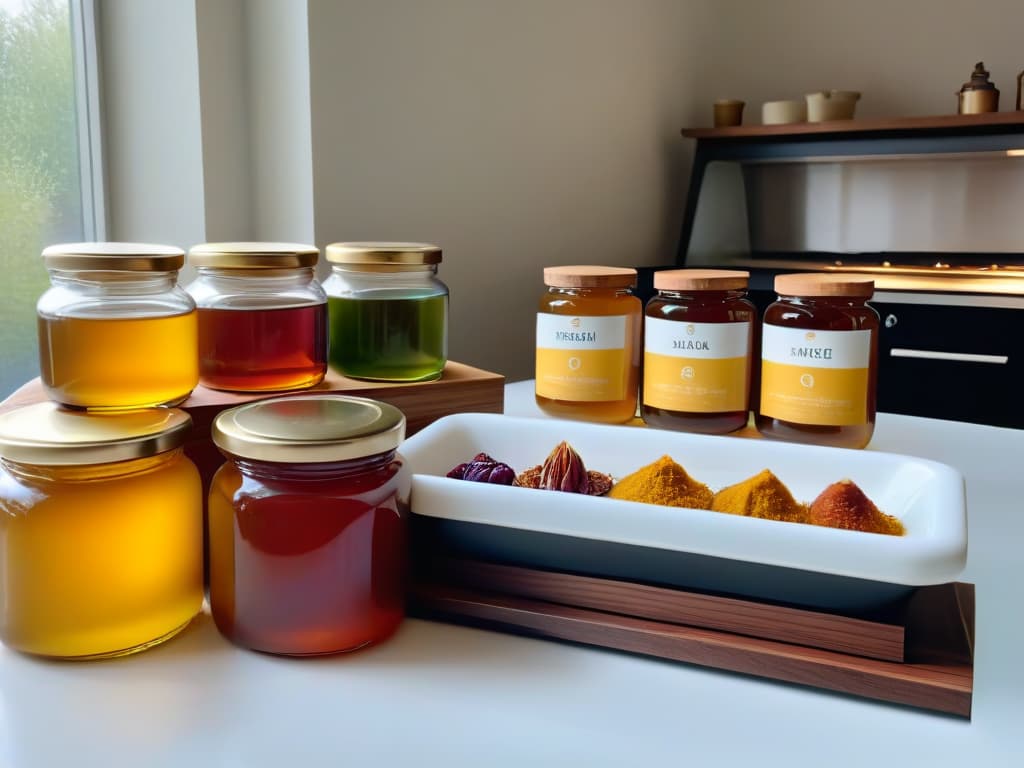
[774,273,875,298]
[543,265,637,289]
[654,269,749,291]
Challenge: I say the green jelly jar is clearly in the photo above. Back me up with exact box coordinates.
[324,242,448,382]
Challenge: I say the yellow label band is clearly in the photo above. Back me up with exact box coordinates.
[644,352,747,412]
[760,361,868,426]
[536,348,628,401]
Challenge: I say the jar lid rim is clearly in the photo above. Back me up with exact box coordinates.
[42,242,185,271]
[0,403,192,466]
[189,242,319,268]
[211,395,406,463]
[774,272,874,297]
[325,242,442,265]
[543,265,637,288]
[654,269,749,291]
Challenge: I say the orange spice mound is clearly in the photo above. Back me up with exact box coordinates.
[807,479,905,536]
[710,468,808,523]
[607,455,713,509]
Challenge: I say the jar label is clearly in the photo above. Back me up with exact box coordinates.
[535,313,629,401]
[760,325,872,426]
[643,319,749,412]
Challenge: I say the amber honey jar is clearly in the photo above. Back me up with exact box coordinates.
[535,265,642,424]
[37,242,198,410]
[0,404,203,659]
[186,242,327,392]
[642,269,756,434]
[208,395,409,656]
[756,273,879,449]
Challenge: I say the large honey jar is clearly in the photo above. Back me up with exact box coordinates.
[186,242,327,392]
[37,242,198,409]
[208,395,410,656]
[0,404,203,659]
[756,273,879,449]
[642,269,756,434]
[535,265,642,424]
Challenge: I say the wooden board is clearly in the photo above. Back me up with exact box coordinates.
[411,563,974,718]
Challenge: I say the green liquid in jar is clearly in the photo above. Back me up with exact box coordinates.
[328,293,447,381]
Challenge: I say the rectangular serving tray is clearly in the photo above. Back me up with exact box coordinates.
[400,414,967,611]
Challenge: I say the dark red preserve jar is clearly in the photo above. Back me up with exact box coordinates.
[208,394,409,656]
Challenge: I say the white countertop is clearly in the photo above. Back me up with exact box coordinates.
[2,380,1022,767]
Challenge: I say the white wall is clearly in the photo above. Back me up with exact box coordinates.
[307,0,707,381]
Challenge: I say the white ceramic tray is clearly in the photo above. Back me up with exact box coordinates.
[400,414,967,610]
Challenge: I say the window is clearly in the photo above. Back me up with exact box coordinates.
[0,0,102,398]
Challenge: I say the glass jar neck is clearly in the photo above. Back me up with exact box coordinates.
[330,264,438,278]
[229,449,398,481]
[2,448,183,483]
[657,289,746,302]
[196,266,316,285]
[48,268,180,295]
[778,294,870,308]
[547,285,633,298]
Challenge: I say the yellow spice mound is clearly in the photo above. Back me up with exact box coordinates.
[711,468,808,523]
[607,455,713,509]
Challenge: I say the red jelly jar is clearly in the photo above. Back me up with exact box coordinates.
[208,394,409,656]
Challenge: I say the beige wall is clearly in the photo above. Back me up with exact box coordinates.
[307,0,708,381]
[694,0,1024,120]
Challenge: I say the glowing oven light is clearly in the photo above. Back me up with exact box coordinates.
[1006,149,1024,157]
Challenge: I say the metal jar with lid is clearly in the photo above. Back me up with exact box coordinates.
[185,242,328,392]
[535,265,642,424]
[756,273,879,449]
[642,269,756,434]
[208,394,410,656]
[323,242,449,382]
[0,404,203,659]
[37,242,198,409]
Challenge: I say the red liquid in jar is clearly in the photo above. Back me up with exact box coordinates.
[208,454,407,655]
[197,304,327,392]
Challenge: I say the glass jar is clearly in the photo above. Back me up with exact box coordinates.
[186,242,328,392]
[37,242,198,409]
[323,242,448,382]
[756,273,879,449]
[535,265,642,423]
[0,404,203,659]
[208,395,410,656]
[642,269,756,434]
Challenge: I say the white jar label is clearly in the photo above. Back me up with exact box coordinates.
[535,313,630,401]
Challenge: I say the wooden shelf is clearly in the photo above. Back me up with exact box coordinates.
[682,111,1024,140]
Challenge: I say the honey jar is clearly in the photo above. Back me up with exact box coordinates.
[756,273,879,449]
[535,265,642,424]
[0,404,203,659]
[208,395,410,656]
[186,242,328,392]
[37,242,198,409]
[323,242,448,382]
[642,269,756,434]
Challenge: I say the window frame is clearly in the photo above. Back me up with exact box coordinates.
[69,0,106,241]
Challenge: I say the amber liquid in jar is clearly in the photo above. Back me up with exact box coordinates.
[38,311,199,409]
[198,304,327,392]
[208,453,407,656]
[0,450,203,659]
[643,279,756,434]
[756,293,879,449]
[535,268,642,424]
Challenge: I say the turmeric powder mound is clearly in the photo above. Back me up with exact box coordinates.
[808,479,905,536]
[711,469,808,523]
[607,455,713,509]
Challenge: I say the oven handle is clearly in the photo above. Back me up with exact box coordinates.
[890,348,1008,364]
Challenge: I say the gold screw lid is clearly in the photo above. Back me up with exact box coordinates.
[325,242,442,266]
[654,269,749,291]
[189,242,319,269]
[211,395,406,463]
[42,242,185,272]
[543,265,637,289]
[0,403,192,466]
[774,273,874,298]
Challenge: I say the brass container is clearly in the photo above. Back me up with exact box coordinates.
[957,62,999,114]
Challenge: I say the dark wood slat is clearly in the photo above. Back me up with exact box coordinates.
[681,111,1024,139]
[434,559,906,662]
[411,582,974,718]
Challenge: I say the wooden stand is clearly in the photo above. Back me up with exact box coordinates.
[411,559,974,718]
